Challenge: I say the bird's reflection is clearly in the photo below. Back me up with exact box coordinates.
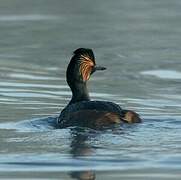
[69,128,96,180]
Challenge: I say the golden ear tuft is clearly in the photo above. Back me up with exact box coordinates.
[79,54,94,81]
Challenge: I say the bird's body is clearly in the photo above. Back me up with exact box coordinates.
[57,48,141,129]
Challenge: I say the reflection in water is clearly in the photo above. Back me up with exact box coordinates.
[70,129,96,180]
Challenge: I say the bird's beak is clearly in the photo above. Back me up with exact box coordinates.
[94,65,106,71]
[91,65,106,75]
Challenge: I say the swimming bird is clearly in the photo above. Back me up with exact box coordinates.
[57,48,141,129]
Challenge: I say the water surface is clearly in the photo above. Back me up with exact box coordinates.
[0,0,181,179]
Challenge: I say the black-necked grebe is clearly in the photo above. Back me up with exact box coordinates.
[57,48,141,129]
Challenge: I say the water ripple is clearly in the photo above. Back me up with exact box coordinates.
[0,15,60,21]
[0,82,67,89]
[9,73,60,80]
[141,70,181,79]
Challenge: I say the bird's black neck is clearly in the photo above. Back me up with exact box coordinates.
[68,81,90,105]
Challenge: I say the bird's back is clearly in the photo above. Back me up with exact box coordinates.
[57,101,124,129]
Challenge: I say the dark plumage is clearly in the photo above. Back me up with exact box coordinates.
[57,48,142,129]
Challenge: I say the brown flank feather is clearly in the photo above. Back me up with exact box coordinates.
[67,110,122,129]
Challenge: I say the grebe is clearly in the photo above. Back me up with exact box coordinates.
[57,48,141,129]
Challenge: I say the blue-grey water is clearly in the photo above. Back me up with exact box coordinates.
[0,0,181,179]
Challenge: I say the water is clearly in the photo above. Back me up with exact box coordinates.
[0,0,181,179]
